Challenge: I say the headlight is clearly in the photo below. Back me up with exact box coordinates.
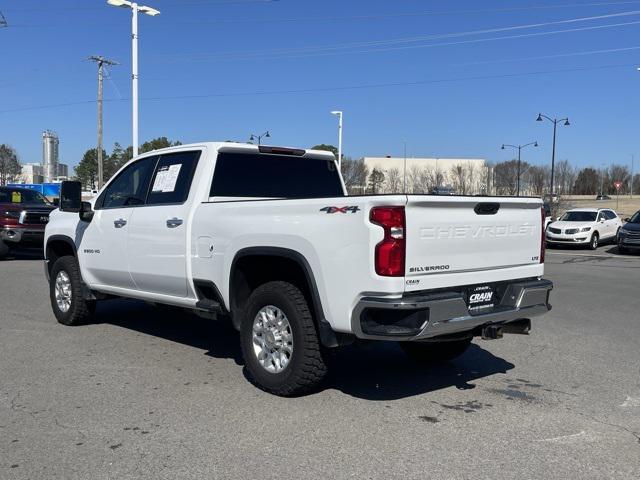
[580,227,591,232]
[2,211,20,219]
[619,229,628,236]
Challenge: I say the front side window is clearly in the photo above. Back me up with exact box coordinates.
[146,151,200,205]
[210,152,344,198]
[99,156,157,209]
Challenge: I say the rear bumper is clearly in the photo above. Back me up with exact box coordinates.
[351,278,553,341]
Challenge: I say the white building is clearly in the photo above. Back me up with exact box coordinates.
[56,163,69,180]
[20,163,44,184]
[361,156,488,194]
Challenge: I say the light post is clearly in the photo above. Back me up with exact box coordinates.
[249,131,270,146]
[107,0,160,158]
[330,110,343,170]
[501,141,538,196]
[536,113,570,197]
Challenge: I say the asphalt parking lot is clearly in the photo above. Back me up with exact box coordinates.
[1,246,639,479]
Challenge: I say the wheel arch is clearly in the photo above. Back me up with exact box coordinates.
[229,247,347,348]
[45,235,77,280]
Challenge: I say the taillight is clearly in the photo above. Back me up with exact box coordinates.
[370,206,405,277]
[540,206,546,263]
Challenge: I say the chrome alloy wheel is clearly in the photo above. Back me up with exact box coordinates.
[252,305,293,374]
[54,270,72,313]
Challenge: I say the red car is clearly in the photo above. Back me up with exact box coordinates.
[0,186,56,259]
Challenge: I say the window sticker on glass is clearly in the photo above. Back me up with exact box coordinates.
[152,164,182,193]
[11,191,22,203]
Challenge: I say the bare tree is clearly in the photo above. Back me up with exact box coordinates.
[340,158,368,194]
[555,159,575,195]
[494,160,519,195]
[0,144,21,186]
[450,163,473,195]
[385,167,402,193]
[527,166,547,196]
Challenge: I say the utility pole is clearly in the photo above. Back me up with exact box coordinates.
[631,154,635,199]
[88,56,118,189]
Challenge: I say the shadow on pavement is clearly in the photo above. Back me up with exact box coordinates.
[97,298,514,400]
[2,247,44,261]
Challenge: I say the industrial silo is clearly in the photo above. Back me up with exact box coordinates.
[42,130,59,183]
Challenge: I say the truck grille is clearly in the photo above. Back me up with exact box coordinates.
[20,210,50,225]
[548,227,561,234]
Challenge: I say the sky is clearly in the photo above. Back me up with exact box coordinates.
[1,0,640,173]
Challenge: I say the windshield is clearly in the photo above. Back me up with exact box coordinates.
[0,188,51,206]
[560,211,597,222]
[628,211,640,223]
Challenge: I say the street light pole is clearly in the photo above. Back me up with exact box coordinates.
[536,113,569,197]
[249,131,270,146]
[501,141,538,197]
[107,0,160,158]
[132,3,139,157]
[331,110,343,170]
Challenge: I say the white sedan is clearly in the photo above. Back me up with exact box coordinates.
[546,208,623,250]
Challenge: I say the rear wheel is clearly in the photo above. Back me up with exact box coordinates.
[589,232,599,250]
[240,281,327,396]
[50,256,96,326]
[400,338,472,364]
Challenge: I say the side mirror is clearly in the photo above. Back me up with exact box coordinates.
[59,181,82,212]
[79,201,94,223]
[624,217,630,222]
[51,198,60,206]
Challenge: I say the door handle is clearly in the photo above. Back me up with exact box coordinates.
[114,218,127,228]
[166,218,183,228]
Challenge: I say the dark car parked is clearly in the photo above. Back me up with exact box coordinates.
[0,187,56,259]
[617,210,640,254]
[596,194,612,201]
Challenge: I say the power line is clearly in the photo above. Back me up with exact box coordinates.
[156,11,640,62]
[0,61,636,115]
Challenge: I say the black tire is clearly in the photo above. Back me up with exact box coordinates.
[240,281,327,396]
[0,240,9,259]
[50,256,96,326]
[589,232,599,250]
[400,338,472,364]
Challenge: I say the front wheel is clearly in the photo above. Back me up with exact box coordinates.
[400,338,472,364]
[589,232,599,250]
[50,256,96,326]
[240,281,327,396]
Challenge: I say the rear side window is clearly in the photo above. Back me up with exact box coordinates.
[146,151,200,205]
[100,156,157,209]
[210,152,344,198]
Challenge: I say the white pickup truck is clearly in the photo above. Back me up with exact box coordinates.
[45,142,552,396]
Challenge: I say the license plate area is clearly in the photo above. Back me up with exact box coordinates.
[467,284,496,313]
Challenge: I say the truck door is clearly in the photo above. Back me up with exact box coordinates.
[127,150,201,297]
[79,156,157,290]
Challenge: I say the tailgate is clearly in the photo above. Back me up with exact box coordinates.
[404,196,543,291]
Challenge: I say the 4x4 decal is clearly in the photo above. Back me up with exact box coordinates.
[320,206,361,214]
